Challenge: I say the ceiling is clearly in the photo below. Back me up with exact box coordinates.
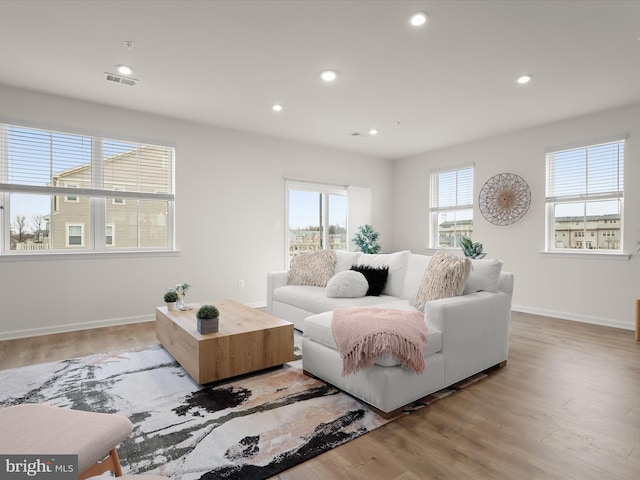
[1,0,639,160]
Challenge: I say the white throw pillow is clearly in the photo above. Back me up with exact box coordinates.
[400,254,433,299]
[463,258,503,294]
[326,271,369,298]
[355,250,410,297]
[334,250,362,273]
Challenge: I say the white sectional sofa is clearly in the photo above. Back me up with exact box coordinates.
[266,250,514,416]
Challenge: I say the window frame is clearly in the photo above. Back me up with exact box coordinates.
[66,223,85,247]
[105,224,115,247]
[112,187,126,205]
[285,180,348,262]
[64,184,79,203]
[0,122,176,256]
[544,136,625,254]
[428,164,474,249]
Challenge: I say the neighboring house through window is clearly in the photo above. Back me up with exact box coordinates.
[545,136,624,252]
[286,180,347,263]
[0,123,175,254]
[429,165,474,248]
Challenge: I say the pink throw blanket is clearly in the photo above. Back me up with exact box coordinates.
[331,307,428,376]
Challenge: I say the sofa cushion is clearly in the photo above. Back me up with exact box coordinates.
[334,250,362,273]
[326,270,368,298]
[303,308,442,368]
[273,285,395,314]
[350,265,389,296]
[287,250,336,287]
[400,254,433,300]
[463,258,503,294]
[355,250,410,297]
[410,250,471,311]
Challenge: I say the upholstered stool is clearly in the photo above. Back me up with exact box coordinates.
[0,403,132,479]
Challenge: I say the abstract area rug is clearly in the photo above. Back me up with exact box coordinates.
[0,338,486,480]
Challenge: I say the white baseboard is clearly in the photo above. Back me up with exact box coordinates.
[512,304,634,331]
[0,301,270,341]
[0,314,155,341]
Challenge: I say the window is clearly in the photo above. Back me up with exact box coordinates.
[112,187,125,205]
[66,223,84,247]
[65,184,79,202]
[429,166,474,248]
[286,181,347,262]
[0,123,175,254]
[106,224,114,246]
[545,137,624,252]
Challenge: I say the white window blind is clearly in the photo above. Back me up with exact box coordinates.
[545,139,624,203]
[430,166,474,211]
[1,125,174,201]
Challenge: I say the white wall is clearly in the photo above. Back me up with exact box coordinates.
[394,102,640,330]
[0,85,394,339]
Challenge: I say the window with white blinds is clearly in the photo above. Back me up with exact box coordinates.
[0,123,175,254]
[545,137,624,252]
[429,165,474,248]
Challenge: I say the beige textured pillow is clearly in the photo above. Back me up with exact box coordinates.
[288,250,337,287]
[410,250,471,311]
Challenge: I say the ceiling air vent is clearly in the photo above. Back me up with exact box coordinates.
[104,72,139,86]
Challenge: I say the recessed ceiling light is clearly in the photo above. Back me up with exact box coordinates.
[369,129,378,136]
[272,104,283,112]
[410,12,428,26]
[517,74,533,84]
[320,70,338,82]
[117,65,133,76]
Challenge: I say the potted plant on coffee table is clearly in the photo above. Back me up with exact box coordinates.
[197,304,220,334]
[164,290,179,311]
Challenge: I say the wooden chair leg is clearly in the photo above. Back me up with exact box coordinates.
[78,448,124,480]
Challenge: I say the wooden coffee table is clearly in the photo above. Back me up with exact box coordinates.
[155,299,294,384]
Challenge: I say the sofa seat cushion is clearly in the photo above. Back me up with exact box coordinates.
[273,286,396,314]
[303,308,442,368]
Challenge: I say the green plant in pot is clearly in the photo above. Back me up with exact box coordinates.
[352,224,381,254]
[164,290,179,311]
[196,304,220,334]
[459,235,486,259]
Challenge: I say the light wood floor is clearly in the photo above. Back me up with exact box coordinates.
[1,312,639,479]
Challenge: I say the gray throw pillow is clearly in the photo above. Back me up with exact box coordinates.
[410,250,471,311]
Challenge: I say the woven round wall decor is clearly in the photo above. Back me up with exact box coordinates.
[479,173,531,226]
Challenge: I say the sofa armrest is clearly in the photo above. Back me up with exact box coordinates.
[425,290,512,385]
[266,270,289,314]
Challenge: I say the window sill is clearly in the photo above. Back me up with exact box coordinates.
[0,249,181,262]
[539,250,630,261]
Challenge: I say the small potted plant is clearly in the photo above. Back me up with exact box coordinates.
[459,235,487,259]
[196,304,220,334]
[164,290,179,311]
[352,224,382,254]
